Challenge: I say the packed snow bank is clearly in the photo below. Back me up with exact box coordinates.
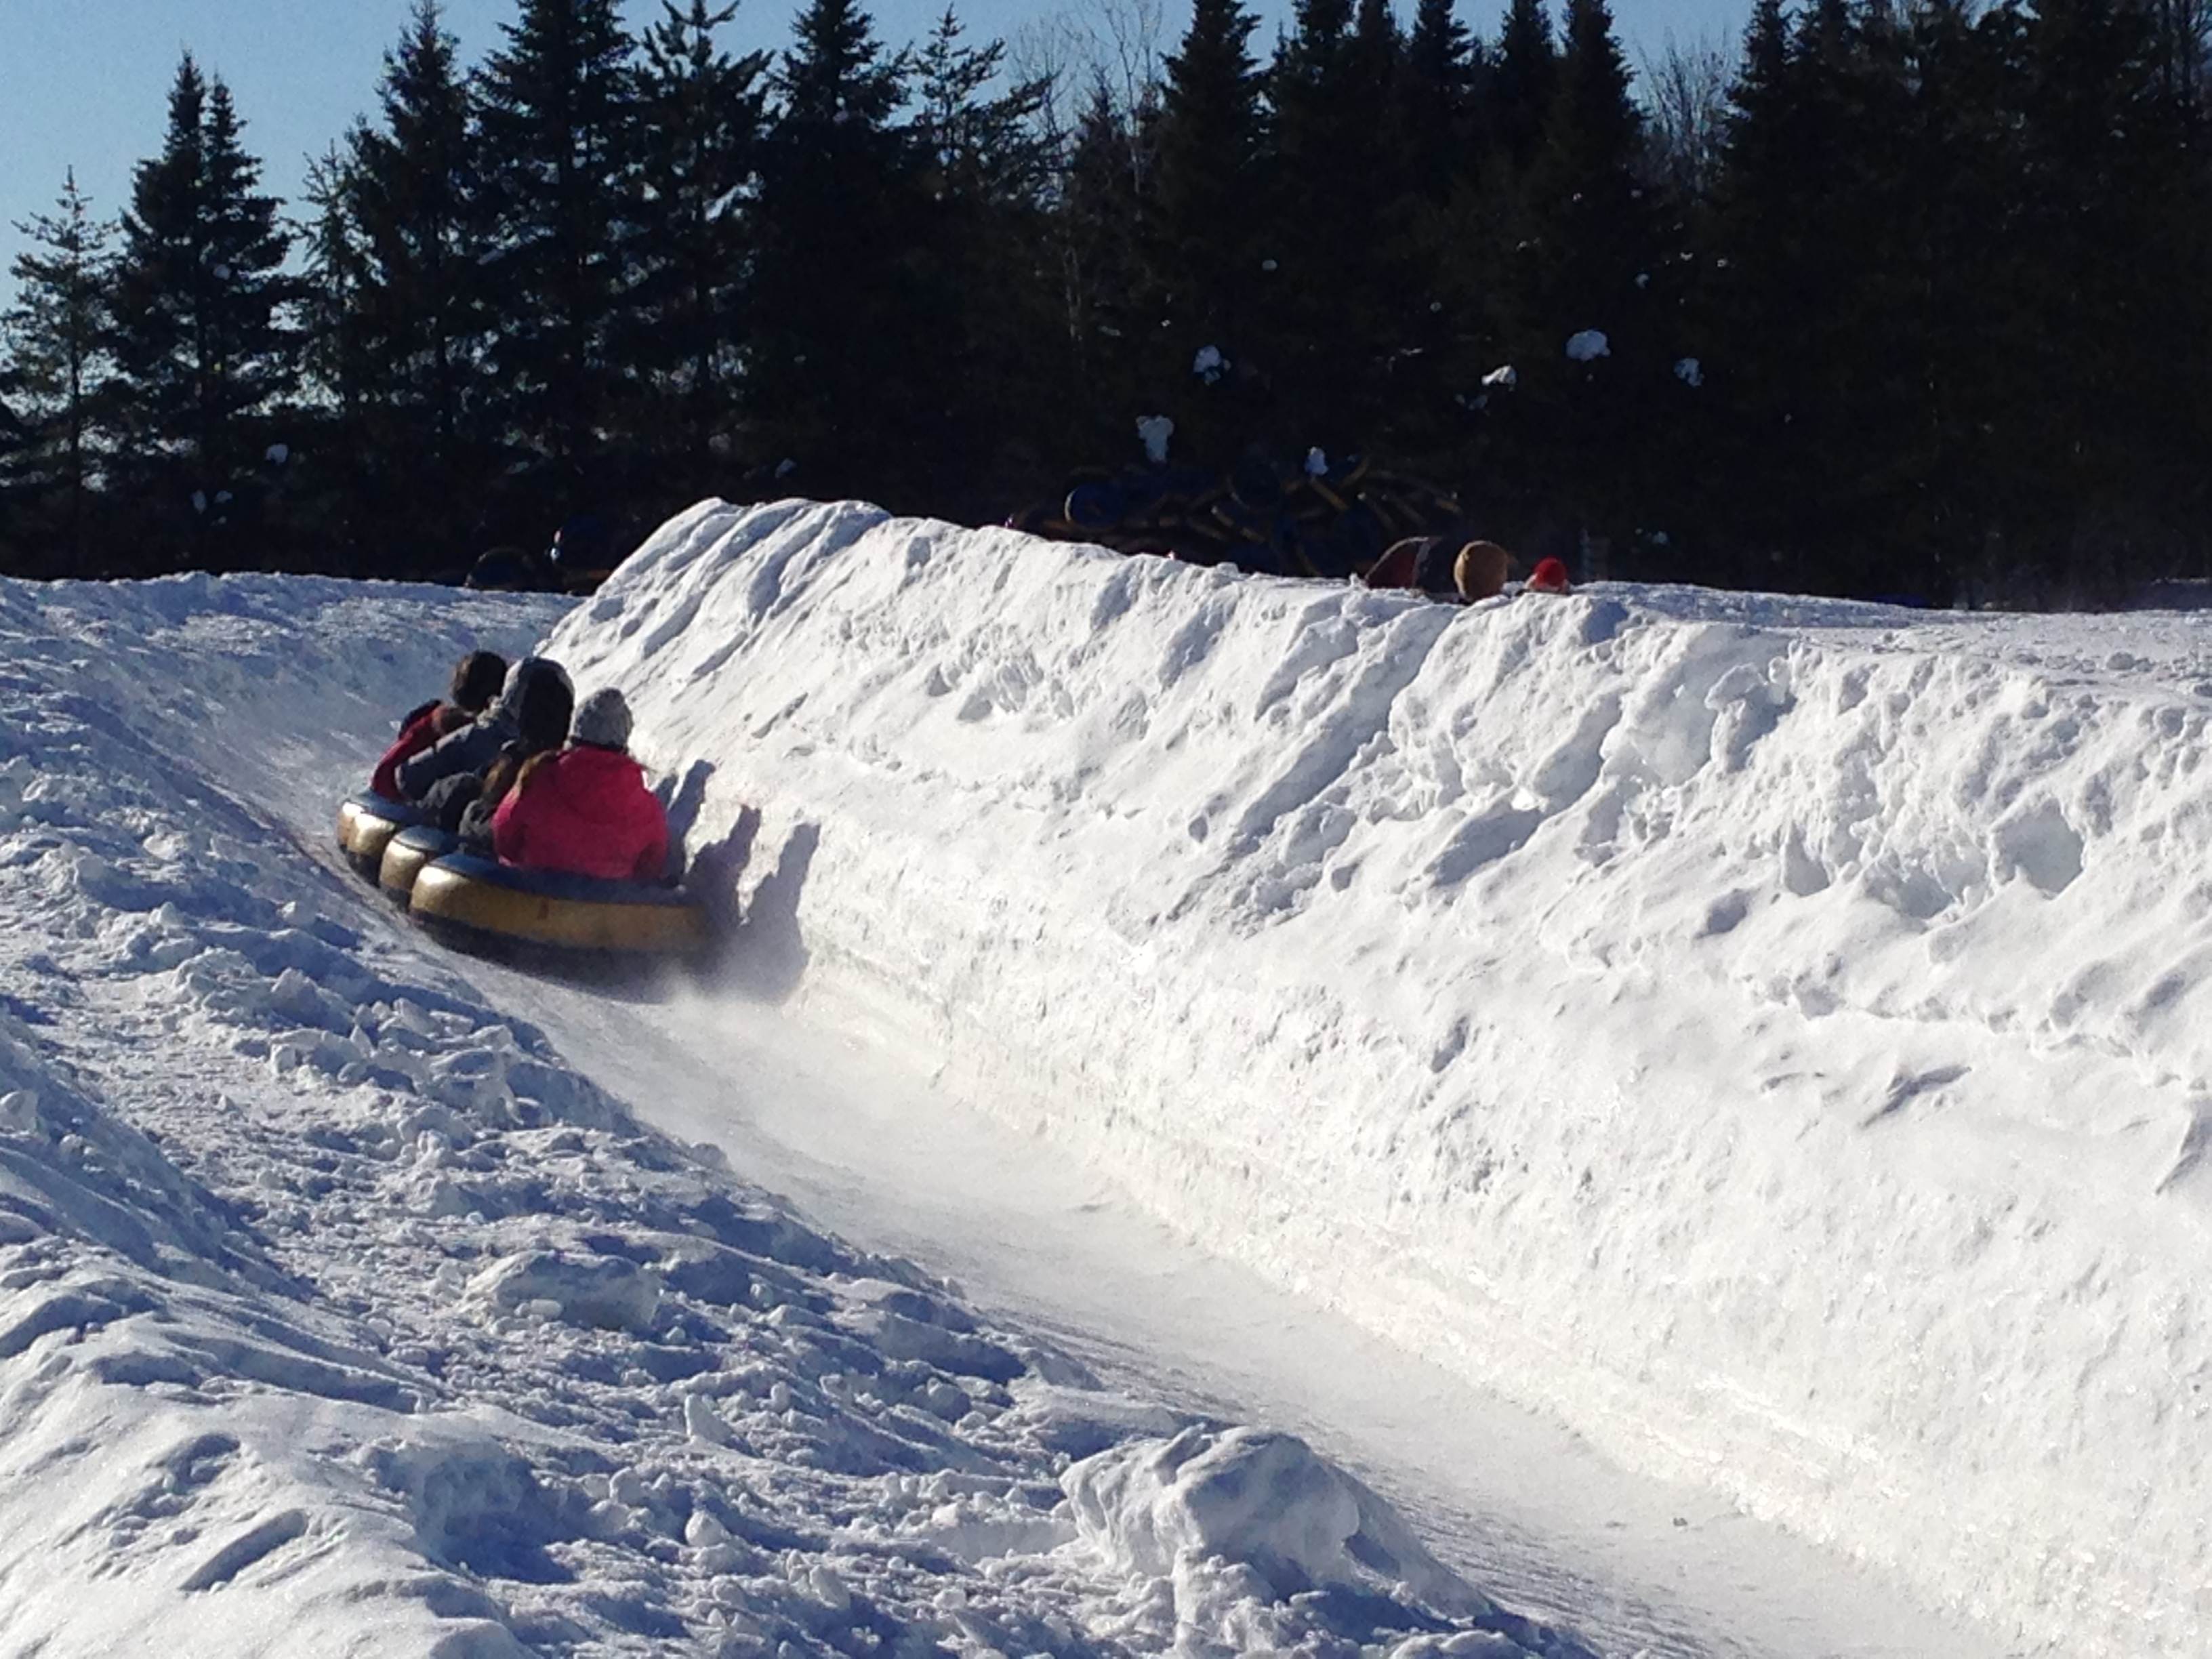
[554,498,2212,1658]
[0,573,1595,1654]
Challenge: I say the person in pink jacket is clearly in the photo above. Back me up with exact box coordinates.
[491,688,670,883]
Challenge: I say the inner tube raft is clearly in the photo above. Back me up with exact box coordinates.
[378,825,457,905]
[337,793,428,880]
[407,853,708,977]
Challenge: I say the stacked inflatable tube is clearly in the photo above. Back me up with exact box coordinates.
[408,853,708,977]
[378,825,457,905]
[337,793,427,880]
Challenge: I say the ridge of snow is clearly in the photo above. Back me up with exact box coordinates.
[547,497,2212,1658]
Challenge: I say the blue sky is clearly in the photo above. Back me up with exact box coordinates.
[1,0,1750,278]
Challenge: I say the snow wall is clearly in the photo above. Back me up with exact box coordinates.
[552,497,2212,1657]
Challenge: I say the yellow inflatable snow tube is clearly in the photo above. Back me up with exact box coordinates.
[408,854,708,970]
[337,793,427,880]
[378,825,455,905]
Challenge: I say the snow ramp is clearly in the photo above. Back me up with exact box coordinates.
[554,497,2212,1658]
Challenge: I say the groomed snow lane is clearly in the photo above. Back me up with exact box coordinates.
[0,573,1600,1656]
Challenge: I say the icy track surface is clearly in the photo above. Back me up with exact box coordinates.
[545,500,2212,1659]
[0,573,1599,1656]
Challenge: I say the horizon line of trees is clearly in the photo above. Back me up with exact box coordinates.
[3,0,2209,606]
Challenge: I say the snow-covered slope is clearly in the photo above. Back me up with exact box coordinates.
[547,499,2212,1659]
[0,573,1589,1656]
[9,497,2208,1656]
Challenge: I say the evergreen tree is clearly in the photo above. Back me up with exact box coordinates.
[0,395,25,571]
[1822,0,2011,600]
[1,171,113,571]
[1700,0,1866,582]
[2004,0,2196,593]
[1261,0,1409,450]
[300,149,370,436]
[106,57,301,565]
[1491,0,1557,164]
[905,9,1061,508]
[347,0,489,498]
[1149,0,1266,462]
[1717,0,1795,205]
[1700,0,2011,599]
[1402,0,1479,199]
[913,8,1053,207]
[295,147,377,567]
[747,0,916,497]
[1489,0,1657,538]
[1526,0,1647,325]
[1394,0,1491,472]
[623,0,769,483]
[1055,81,1163,459]
[476,0,636,487]
[1446,0,1559,513]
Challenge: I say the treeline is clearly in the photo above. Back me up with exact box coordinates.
[1,0,2208,602]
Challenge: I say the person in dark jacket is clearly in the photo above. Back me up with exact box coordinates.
[394,656,573,806]
[453,673,579,852]
[418,667,575,836]
[369,651,508,800]
[492,688,670,883]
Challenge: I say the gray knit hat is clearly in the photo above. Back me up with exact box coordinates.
[570,687,633,751]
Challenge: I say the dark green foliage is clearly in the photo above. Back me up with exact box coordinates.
[352,1,483,445]
[289,1,496,578]
[1054,82,1164,464]
[5,0,2211,601]
[475,0,637,485]
[1491,0,1559,164]
[1254,0,1411,453]
[901,9,1063,512]
[1402,0,1481,199]
[1679,0,2212,602]
[2003,0,2203,594]
[346,0,493,558]
[745,0,916,497]
[1504,0,1665,525]
[1144,0,1267,466]
[1,172,112,573]
[621,1,769,491]
[104,58,303,571]
[0,394,24,572]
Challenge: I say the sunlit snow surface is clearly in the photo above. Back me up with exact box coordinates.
[1,501,2207,1656]
[0,569,1590,1656]
[555,501,2212,1658]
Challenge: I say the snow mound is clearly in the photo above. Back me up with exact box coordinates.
[1064,1426,1585,1656]
[468,1249,663,1332]
[549,497,2212,1656]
